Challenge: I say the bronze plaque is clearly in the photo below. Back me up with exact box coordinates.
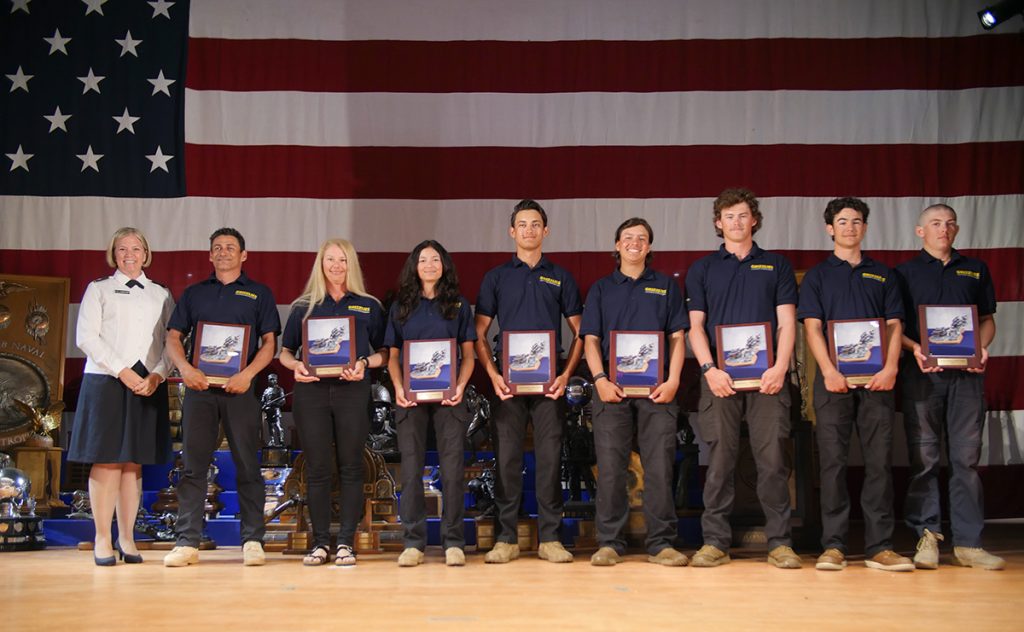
[0,275,69,447]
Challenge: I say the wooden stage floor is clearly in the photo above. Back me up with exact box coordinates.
[6,524,1024,631]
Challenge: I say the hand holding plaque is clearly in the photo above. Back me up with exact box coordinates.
[715,322,774,392]
[502,330,555,395]
[609,331,664,398]
[402,338,457,403]
[918,305,982,369]
[193,322,251,387]
[827,318,885,387]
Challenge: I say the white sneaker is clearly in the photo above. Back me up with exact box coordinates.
[242,541,266,566]
[163,545,199,567]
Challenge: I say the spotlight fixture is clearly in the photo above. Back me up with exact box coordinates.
[978,0,1024,30]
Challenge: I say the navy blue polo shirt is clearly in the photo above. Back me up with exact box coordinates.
[685,243,798,351]
[281,293,386,360]
[476,255,583,355]
[384,296,477,354]
[167,272,281,363]
[895,249,996,343]
[797,254,904,323]
[580,267,689,362]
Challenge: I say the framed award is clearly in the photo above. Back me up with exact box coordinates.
[609,330,664,398]
[193,321,251,387]
[502,330,555,395]
[918,304,981,369]
[403,338,457,403]
[827,318,885,387]
[302,315,356,377]
[715,322,774,391]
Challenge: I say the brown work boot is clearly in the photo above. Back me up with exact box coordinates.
[815,548,846,571]
[648,547,689,567]
[537,541,574,563]
[913,529,944,570]
[953,547,1006,570]
[690,544,730,567]
[590,546,621,566]
[484,541,520,564]
[767,545,802,569]
[865,549,914,572]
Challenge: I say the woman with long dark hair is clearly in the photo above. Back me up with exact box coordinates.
[385,240,476,567]
[279,238,387,566]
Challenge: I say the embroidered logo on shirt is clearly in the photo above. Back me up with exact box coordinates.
[644,286,667,296]
[235,290,258,300]
[349,305,370,314]
[956,270,980,280]
[749,264,774,271]
[539,276,562,287]
[861,273,886,283]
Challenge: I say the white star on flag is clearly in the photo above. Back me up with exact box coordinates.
[10,0,31,15]
[77,145,103,172]
[44,106,71,133]
[147,70,175,96]
[82,0,107,16]
[44,28,71,55]
[115,30,142,57]
[148,0,174,19]
[113,107,140,134]
[146,146,174,172]
[6,66,32,93]
[5,145,33,172]
[78,68,104,94]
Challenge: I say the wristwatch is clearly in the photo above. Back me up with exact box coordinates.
[700,362,715,375]
[357,356,370,369]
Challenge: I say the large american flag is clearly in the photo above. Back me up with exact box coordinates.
[1,1,1023,473]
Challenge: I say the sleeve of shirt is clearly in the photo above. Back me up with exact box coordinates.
[166,285,193,335]
[257,286,282,337]
[76,282,130,375]
[457,298,478,343]
[560,270,583,317]
[368,300,387,350]
[152,289,176,378]
[796,267,824,322]
[882,268,905,321]
[775,257,799,306]
[684,260,707,313]
[474,269,498,318]
[665,276,690,334]
[281,303,306,352]
[579,281,603,338]
[978,260,997,316]
[383,303,402,349]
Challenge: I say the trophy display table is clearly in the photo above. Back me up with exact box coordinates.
[14,446,65,516]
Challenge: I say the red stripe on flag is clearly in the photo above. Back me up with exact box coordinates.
[3,249,1023,306]
[185,36,1024,93]
[184,143,1024,200]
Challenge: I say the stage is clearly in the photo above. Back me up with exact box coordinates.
[6,522,1022,631]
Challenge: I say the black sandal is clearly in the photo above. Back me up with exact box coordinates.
[303,545,329,566]
[335,544,357,566]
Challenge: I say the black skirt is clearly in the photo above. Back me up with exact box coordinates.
[68,373,172,465]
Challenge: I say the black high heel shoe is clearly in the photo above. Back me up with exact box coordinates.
[116,541,144,564]
[94,553,116,566]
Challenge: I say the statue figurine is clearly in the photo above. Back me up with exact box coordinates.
[260,373,286,448]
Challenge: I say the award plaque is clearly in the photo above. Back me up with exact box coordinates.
[193,321,251,387]
[715,322,774,391]
[609,330,664,397]
[919,304,982,369]
[502,330,555,395]
[403,338,456,403]
[827,318,885,387]
[302,315,356,377]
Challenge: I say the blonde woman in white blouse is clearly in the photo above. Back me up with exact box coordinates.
[68,227,175,566]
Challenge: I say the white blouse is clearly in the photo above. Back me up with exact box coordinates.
[77,270,175,378]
